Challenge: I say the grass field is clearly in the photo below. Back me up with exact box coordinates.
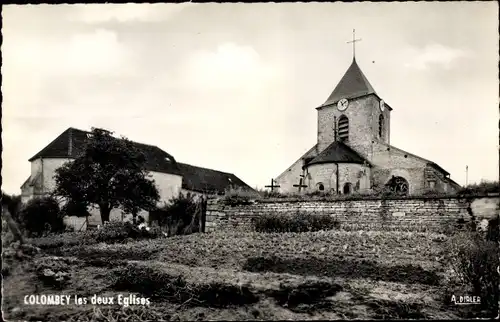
[2,229,492,321]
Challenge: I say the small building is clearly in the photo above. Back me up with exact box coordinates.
[275,57,461,195]
[21,127,255,228]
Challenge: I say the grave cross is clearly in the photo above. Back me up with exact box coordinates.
[265,179,281,192]
[293,176,308,193]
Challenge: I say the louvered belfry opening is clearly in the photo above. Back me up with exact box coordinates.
[379,114,384,138]
[338,115,349,141]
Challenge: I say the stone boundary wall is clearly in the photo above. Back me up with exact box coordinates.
[205,194,499,233]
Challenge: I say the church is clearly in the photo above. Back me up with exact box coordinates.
[275,44,461,196]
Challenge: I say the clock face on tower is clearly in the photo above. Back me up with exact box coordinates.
[380,99,385,112]
[337,98,349,111]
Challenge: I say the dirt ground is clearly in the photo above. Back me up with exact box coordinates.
[1,230,491,321]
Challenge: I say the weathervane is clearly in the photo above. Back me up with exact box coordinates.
[346,29,362,60]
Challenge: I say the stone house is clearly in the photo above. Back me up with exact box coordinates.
[275,58,461,195]
[20,127,255,229]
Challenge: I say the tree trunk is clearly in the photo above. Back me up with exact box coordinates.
[100,205,111,224]
[2,205,25,244]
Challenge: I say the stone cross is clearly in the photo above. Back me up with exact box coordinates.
[265,179,280,191]
[346,29,362,59]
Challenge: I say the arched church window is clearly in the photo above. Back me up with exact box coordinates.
[343,183,352,194]
[385,176,409,195]
[317,183,325,191]
[379,114,384,138]
[338,116,349,141]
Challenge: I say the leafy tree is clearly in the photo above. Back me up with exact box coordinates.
[60,198,90,218]
[53,128,160,224]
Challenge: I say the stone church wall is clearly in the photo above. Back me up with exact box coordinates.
[275,145,318,193]
[205,195,499,234]
[370,144,429,194]
[369,143,457,194]
[305,163,371,194]
[371,167,425,195]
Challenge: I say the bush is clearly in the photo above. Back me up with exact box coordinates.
[150,193,201,236]
[446,232,499,315]
[94,221,162,243]
[30,232,97,249]
[257,189,288,199]
[252,212,340,233]
[223,187,257,206]
[20,196,65,237]
[304,190,334,198]
[458,180,499,196]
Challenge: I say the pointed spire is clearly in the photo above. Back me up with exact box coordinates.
[317,30,376,108]
[321,59,377,107]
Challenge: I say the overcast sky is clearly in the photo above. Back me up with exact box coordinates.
[2,2,498,194]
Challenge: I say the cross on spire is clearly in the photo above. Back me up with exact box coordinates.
[346,29,362,60]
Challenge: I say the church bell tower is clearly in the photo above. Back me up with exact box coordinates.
[316,30,392,160]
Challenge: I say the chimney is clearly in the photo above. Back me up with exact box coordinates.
[68,128,73,157]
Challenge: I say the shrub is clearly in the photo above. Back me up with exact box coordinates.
[252,212,340,233]
[94,221,162,243]
[445,231,499,315]
[420,190,453,198]
[223,187,257,206]
[20,196,65,237]
[259,190,286,199]
[30,232,96,249]
[305,190,334,198]
[150,193,201,236]
[458,180,499,196]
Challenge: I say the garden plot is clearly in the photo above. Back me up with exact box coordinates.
[2,229,486,321]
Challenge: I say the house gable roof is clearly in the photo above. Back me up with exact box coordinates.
[28,127,181,175]
[177,162,255,195]
[27,127,257,195]
[306,141,369,166]
[320,58,377,107]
